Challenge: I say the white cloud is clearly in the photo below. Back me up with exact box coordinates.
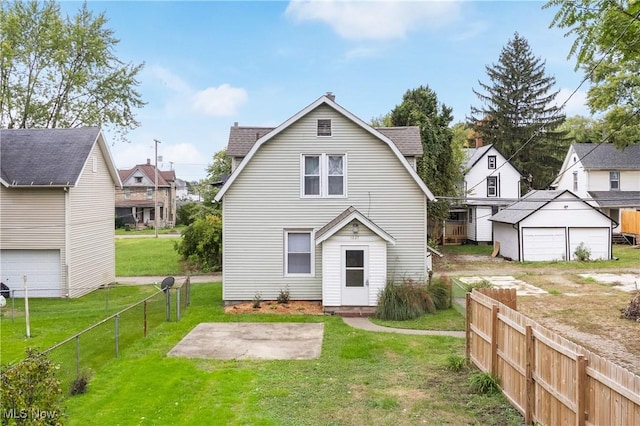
[146,65,192,94]
[451,20,488,42]
[344,46,383,60]
[285,0,461,40]
[554,88,590,117]
[191,84,248,117]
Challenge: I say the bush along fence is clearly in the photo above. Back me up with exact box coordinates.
[12,278,190,397]
[466,289,640,426]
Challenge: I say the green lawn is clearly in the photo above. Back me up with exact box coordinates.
[115,226,186,236]
[371,308,466,331]
[115,238,185,276]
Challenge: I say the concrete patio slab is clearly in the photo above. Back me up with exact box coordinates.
[579,273,640,292]
[459,275,547,296]
[167,322,324,360]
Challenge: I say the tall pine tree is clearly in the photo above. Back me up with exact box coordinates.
[468,32,567,190]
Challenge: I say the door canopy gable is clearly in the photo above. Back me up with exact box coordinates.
[315,206,396,245]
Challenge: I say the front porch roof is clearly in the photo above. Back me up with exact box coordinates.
[315,206,396,245]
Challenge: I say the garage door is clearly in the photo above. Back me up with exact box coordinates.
[522,228,566,261]
[1,250,61,297]
[569,228,610,260]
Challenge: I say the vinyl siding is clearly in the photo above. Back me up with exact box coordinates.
[0,187,67,290]
[465,147,520,199]
[494,223,518,260]
[68,142,117,297]
[475,206,493,242]
[222,105,427,302]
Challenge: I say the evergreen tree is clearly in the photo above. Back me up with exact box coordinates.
[389,85,461,239]
[468,33,567,190]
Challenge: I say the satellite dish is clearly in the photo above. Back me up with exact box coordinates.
[0,295,6,308]
[160,277,175,291]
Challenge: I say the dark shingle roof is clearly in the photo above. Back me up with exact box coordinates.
[573,143,640,170]
[118,164,176,187]
[489,190,567,224]
[463,144,493,170]
[0,127,100,186]
[226,125,422,157]
[588,191,640,208]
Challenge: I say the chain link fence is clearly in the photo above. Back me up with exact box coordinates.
[5,279,191,396]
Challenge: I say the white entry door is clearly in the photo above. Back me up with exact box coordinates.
[341,246,369,306]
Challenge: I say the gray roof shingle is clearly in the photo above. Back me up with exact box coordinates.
[489,190,567,224]
[588,191,640,208]
[573,143,640,170]
[1,127,101,186]
[226,125,422,157]
[463,144,493,170]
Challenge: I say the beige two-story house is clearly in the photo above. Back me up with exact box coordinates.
[214,94,436,311]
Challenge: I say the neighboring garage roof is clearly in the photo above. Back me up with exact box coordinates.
[573,143,640,170]
[588,191,640,208]
[490,190,571,224]
[0,127,121,188]
[226,124,423,157]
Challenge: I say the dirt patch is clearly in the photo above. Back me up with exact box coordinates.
[224,300,324,315]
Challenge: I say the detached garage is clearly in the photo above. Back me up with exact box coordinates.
[491,190,615,262]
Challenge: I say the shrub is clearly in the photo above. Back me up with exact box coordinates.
[463,279,493,292]
[573,242,591,261]
[176,202,202,226]
[70,370,91,396]
[375,278,435,321]
[0,349,65,420]
[174,213,222,271]
[277,287,290,304]
[446,354,467,372]
[468,371,500,395]
[252,292,262,309]
[428,276,451,309]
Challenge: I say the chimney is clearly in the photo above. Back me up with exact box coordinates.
[475,136,483,148]
[146,158,151,165]
[234,122,238,128]
[326,92,335,102]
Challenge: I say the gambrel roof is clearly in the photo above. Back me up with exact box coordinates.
[0,127,121,188]
[572,143,640,170]
[226,124,423,158]
[215,94,435,202]
[118,162,176,187]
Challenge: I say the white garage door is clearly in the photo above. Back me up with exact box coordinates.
[522,228,566,261]
[569,228,610,260]
[1,250,61,297]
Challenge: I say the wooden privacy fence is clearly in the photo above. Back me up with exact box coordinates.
[621,210,640,236]
[466,290,640,426]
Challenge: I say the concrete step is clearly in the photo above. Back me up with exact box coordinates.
[325,306,376,317]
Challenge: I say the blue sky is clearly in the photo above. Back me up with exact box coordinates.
[66,1,589,182]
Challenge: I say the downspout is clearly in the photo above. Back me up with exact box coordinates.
[64,188,71,297]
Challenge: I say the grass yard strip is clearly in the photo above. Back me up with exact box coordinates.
[65,283,522,425]
[370,308,465,331]
[0,285,158,364]
[115,225,186,236]
[115,238,185,276]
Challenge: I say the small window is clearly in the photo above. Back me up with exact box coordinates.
[92,156,97,173]
[610,171,620,190]
[124,188,131,199]
[303,155,320,196]
[468,208,473,224]
[572,171,578,192]
[285,231,313,275]
[146,188,153,199]
[487,176,498,197]
[317,119,332,137]
[487,155,496,169]
[135,176,143,184]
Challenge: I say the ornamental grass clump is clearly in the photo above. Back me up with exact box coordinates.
[376,278,435,321]
[427,276,452,310]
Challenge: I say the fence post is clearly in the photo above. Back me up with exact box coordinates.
[176,288,181,321]
[165,289,171,322]
[143,300,147,337]
[75,335,81,379]
[491,304,499,376]
[465,292,471,364]
[576,355,586,426]
[186,276,191,306]
[115,314,120,358]
[11,289,15,323]
[525,325,534,425]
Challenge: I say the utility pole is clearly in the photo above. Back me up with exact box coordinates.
[154,139,162,238]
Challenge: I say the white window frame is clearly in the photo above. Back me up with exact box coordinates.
[317,119,332,137]
[610,171,620,191]
[284,229,315,277]
[300,153,347,198]
[572,171,578,192]
[146,188,153,199]
[487,155,496,169]
[487,176,498,197]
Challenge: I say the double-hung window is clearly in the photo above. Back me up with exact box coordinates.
[487,155,496,169]
[610,171,620,190]
[301,154,346,197]
[285,231,313,276]
[572,171,578,192]
[487,176,498,197]
[146,188,153,199]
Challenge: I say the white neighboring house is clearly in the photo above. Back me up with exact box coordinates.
[214,94,436,311]
[552,143,640,241]
[446,144,521,244]
[490,190,615,261]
